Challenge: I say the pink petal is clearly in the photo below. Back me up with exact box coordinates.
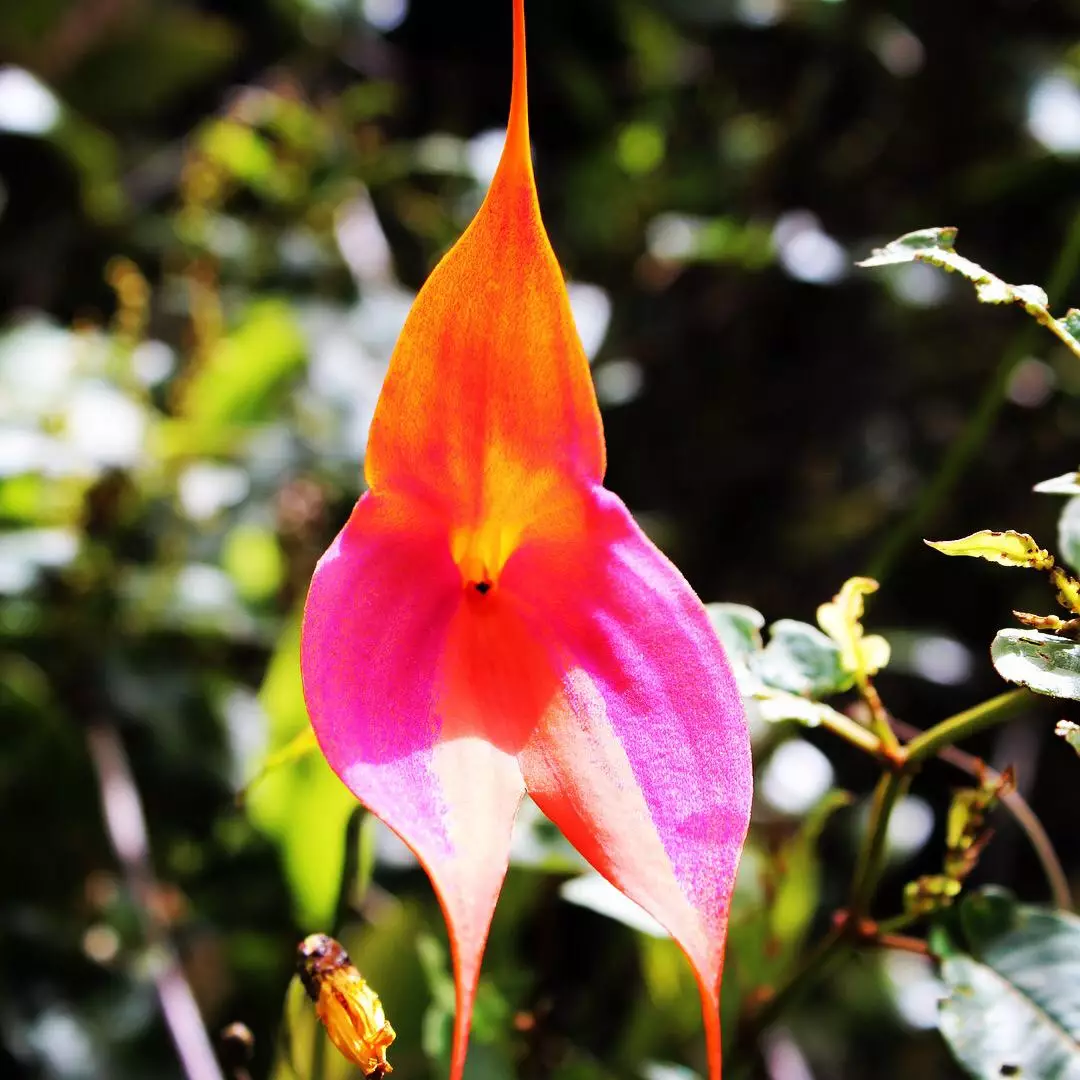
[302,490,565,1080]
[505,486,753,1079]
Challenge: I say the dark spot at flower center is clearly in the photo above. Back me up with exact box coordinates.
[474,581,492,595]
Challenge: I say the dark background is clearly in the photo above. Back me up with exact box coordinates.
[2,1,1079,1078]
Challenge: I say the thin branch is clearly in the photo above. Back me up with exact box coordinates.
[86,724,226,1080]
[893,717,1071,910]
[849,771,912,917]
[867,204,1080,581]
[818,708,885,758]
[729,925,852,1077]
[903,689,1033,767]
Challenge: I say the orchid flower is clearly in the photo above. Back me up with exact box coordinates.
[300,3,753,1077]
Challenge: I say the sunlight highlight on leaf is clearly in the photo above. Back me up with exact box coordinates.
[925,530,1054,570]
[816,577,890,680]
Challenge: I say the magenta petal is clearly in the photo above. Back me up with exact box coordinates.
[506,486,753,1078]
[301,492,526,1080]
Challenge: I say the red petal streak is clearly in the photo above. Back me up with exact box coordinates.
[364,0,605,521]
[507,487,752,1080]
[302,491,569,1080]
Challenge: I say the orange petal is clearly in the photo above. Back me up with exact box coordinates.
[364,0,605,529]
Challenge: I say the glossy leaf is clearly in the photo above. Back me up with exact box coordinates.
[1035,472,1080,496]
[859,228,1049,310]
[1056,720,1080,758]
[704,602,765,662]
[991,628,1080,700]
[1059,498,1080,573]
[705,603,856,728]
[938,888,1080,1080]
[754,618,850,698]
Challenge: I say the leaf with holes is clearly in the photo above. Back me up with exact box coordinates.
[925,530,1053,570]
[937,888,1080,1080]
[859,228,1049,311]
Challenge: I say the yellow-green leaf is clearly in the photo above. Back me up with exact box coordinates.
[239,725,318,804]
[924,530,1053,570]
[816,577,890,680]
[1051,566,1080,615]
[180,300,305,425]
[245,618,356,926]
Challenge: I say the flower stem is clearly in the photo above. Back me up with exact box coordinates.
[87,724,226,1080]
[903,688,1033,767]
[729,926,851,1077]
[892,715,1069,908]
[818,708,884,758]
[849,770,911,917]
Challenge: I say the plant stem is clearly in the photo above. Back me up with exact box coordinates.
[741,686,1044,1057]
[849,771,911,917]
[729,926,851,1076]
[819,709,884,757]
[892,716,1069,909]
[86,724,226,1080]
[904,688,1033,767]
[858,675,901,754]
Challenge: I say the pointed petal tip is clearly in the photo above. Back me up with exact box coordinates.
[695,969,724,1080]
[508,486,750,1080]
[507,0,529,157]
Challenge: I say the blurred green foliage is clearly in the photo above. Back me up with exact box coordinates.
[5,1,1080,1079]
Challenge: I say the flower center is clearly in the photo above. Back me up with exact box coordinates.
[450,521,519,595]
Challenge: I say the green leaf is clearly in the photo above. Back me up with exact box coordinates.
[925,530,1054,570]
[754,618,852,697]
[1059,498,1080,574]
[770,791,852,943]
[182,300,305,426]
[705,600,858,727]
[240,726,317,802]
[725,793,851,1029]
[199,120,278,189]
[245,618,357,926]
[991,628,1080,700]
[1059,309,1080,347]
[937,888,1080,1080]
[1035,472,1080,495]
[704,602,764,661]
[859,228,1049,311]
[58,8,238,120]
[60,11,238,121]
[222,524,285,604]
[1056,720,1080,758]
[417,933,512,1073]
